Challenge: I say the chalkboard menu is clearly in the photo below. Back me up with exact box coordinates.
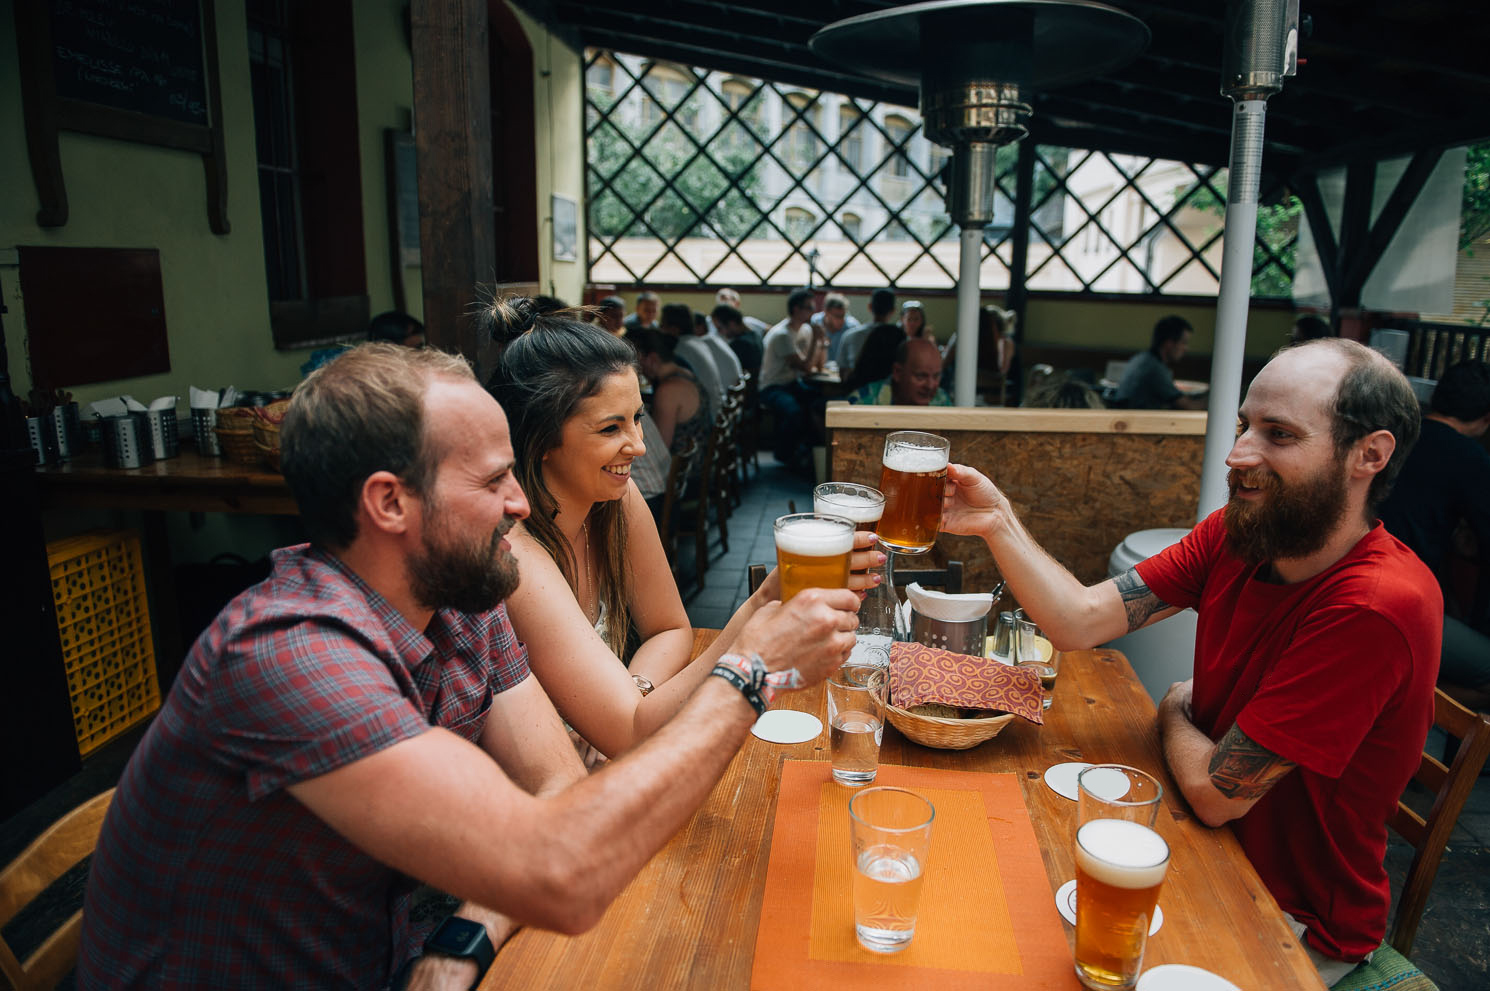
[15,0,228,231]
[49,0,210,126]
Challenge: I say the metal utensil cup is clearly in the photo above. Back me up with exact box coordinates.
[98,412,155,469]
[192,407,223,456]
[146,408,180,460]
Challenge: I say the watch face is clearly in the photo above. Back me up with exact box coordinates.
[429,917,484,954]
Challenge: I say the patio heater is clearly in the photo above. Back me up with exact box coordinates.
[810,1,1149,407]
[1198,0,1298,515]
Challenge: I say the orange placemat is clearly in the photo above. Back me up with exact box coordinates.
[750,761,1079,990]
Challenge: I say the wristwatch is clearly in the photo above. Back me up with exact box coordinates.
[421,916,495,989]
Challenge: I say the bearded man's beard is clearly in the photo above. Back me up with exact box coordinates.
[1222,460,1349,565]
[408,511,520,614]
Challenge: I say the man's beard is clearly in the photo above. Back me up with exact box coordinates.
[408,504,520,614]
[1222,459,1349,566]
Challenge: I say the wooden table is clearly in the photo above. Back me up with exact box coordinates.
[482,636,1325,990]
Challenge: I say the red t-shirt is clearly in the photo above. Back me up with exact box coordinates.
[1137,510,1441,961]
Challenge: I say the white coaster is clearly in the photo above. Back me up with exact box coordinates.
[1077,765,1135,802]
[1055,879,1163,935]
[1043,762,1092,801]
[1137,964,1239,991]
[750,709,822,745]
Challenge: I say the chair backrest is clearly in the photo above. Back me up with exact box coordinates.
[0,789,114,991]
[657,438,699,564]
[747,560,963,596]
[1387,688,1490,957]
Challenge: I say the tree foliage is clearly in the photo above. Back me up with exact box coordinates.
[1460,141,1490,250]
[588,93,763,243]
[1187,182,1300,299]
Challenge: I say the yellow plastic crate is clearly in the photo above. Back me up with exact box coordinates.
[47,530,161,756]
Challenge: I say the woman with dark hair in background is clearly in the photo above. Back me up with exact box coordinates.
[484,299,869,762]
[626,327,710,455]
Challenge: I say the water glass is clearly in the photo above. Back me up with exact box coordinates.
[1013,616,1058,709]
[848,787,935,953]
[826,665,886,786]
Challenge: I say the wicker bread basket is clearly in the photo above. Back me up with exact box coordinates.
[213,407,261,466]
[250,399,292,472]
[885,701,1016,750]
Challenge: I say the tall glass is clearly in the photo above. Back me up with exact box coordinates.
[773,513,854,602]
[848,787,935,953]
[1013,615,1059,710]
[876,431,950,555]
[1073,765,1170,990]
[815,483,897,664]
[826,664,886,785]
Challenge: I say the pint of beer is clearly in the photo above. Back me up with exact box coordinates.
[876,431,950,554]
[1073,765,1168,990]
[813,482,885,532]
[774,513,855,602]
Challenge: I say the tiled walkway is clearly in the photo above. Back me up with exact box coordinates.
[4,456,1486,990]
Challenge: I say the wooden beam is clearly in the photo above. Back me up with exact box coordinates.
[1292,173,1340,308]
[412,0,496,364]
[1341,149,1446,304]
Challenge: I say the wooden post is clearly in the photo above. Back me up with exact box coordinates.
[411,0,496,367]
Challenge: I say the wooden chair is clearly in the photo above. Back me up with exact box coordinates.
[658,438,699,580]
[0,789,114,991]
[748,560,964,596]
[671,413,729,591]
[1387,688,1490,957]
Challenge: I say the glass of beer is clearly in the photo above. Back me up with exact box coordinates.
[848,787,935,953]
[1073,765,1169,990]
[813,482,884,533]
[774,513,854,602]
[876,430,950,554]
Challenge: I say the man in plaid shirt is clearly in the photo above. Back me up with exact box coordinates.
[79,344,859,989]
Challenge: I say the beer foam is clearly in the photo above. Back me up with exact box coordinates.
[1075,819,1169,889]
[776,517,855,556]
[815,493,884,524]
[883,444,949,474]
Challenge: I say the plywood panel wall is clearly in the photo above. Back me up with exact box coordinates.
[828,409,1205,593]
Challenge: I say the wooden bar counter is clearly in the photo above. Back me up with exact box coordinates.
[826,404,1209,589]
[35,448,298,515]
[481,634,1323,990]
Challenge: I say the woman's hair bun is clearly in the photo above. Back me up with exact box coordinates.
[476,294,541,346]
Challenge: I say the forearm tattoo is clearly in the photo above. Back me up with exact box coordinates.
[1207,723,1297,800]
[1113,569,1170,632]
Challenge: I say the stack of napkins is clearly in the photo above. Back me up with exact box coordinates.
[190,386,241,410]
[903,582,994,622]
[89,395,178,418]
[888,641,1044,724]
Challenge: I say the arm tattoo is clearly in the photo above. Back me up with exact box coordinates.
[1113,568,1170,632]
[1207,724,1297,800]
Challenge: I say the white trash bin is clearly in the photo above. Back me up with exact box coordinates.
[1103,528,1198,704]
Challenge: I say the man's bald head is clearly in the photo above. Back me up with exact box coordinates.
[890,337,944,406]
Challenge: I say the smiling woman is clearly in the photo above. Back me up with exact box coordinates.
[483,299,798,762]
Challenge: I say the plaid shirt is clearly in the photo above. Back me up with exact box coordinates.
[78,544,530,989]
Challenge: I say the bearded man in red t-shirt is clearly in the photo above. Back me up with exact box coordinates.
[940,338,1441,987]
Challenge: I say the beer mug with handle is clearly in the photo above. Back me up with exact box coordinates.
[875,431,950,555]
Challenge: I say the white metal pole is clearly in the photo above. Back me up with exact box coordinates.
[1199,99,1267,517]
[954,226,983,406]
